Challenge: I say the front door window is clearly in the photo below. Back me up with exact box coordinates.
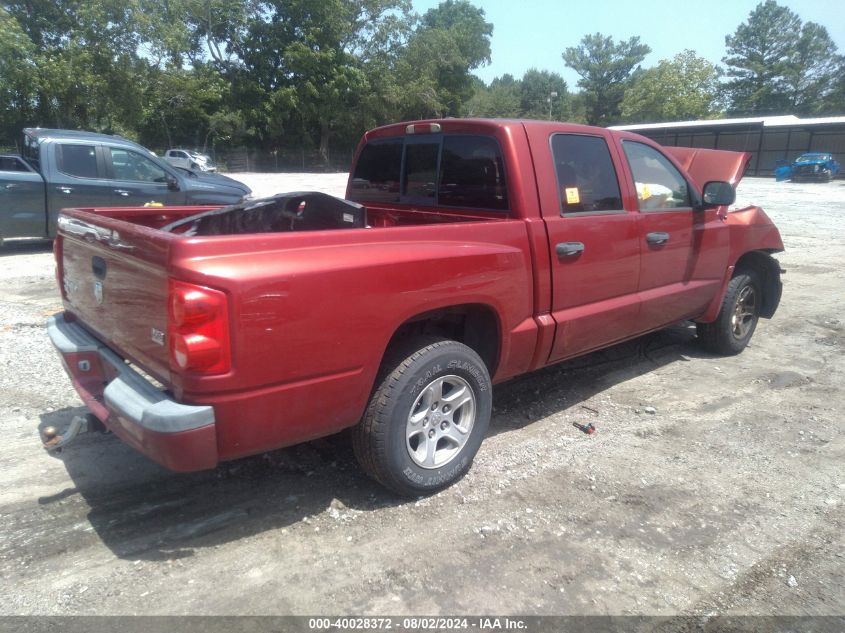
[109,148,168,183]
[622,141,691,211]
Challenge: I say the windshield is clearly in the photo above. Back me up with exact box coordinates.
[796,154,829,163]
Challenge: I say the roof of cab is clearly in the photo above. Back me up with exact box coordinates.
[363,118,612,142]
[24,128,129,142]
[23,128,152,151]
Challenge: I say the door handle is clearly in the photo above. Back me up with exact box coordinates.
[646,231,670,245]
[5,183,18,190]
[556,241,585,257]
[114,189,130,197]
[56,186,73,194]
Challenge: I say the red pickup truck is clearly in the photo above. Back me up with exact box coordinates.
[46,119,783,496]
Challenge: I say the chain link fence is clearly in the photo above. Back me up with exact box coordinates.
[2,141,356,174]
[169,147,357,173]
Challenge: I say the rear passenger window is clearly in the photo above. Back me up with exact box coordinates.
[349,140,402,203]
[439,136,508,210]
[551,134,622,214]
[622,141,691,211]
[57,144,98,179]
[0,156,30,172]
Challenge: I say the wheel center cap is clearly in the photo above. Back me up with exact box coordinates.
[431,411,443,425]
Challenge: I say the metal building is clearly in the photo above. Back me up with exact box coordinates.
[611,115,845,177]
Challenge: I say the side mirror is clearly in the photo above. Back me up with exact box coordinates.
[701,181,735,208]
[166,175,180,192]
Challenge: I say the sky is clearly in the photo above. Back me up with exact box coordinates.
[411,0,845,88]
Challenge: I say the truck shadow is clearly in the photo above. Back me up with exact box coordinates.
[38,322,710,562]
[487,322,704,437]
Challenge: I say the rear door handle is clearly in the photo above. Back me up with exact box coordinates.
[5,183,19,190]
[556,241,585,257]
[114,189,130,197]
[646,231,670,245]
[56,186,73,194]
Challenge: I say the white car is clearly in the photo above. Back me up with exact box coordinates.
[164,149,217,172]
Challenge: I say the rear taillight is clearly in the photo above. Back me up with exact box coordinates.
[168,280,231,374]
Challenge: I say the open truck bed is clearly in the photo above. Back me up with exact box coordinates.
[51,190,530,472]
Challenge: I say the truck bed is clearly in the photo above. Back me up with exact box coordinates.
[57,192,524,379]
[55,191,534,464]
[65,205,491,231]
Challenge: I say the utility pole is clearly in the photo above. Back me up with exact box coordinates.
[548,91,558,120]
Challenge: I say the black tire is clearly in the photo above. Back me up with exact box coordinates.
[696,270,761,355]
[353,338,492,497]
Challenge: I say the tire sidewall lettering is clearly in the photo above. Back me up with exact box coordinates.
[409,363,442,398]
[447,359,488,391]
[402,455,470,488]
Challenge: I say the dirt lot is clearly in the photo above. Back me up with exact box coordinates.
[0,175,843,617]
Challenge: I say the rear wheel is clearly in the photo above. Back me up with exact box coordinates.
[353,338,491,497]
[697,271,761,355]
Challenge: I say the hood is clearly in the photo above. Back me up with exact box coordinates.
[179,169,251,195]
[664,147,751,188]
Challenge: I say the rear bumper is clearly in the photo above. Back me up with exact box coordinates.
[47,313,218,471]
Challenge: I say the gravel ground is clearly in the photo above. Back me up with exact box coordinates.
[0,175,843,617]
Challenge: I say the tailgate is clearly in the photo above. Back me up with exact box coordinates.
[56,209,193,383]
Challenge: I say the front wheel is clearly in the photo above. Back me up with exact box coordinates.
[697,271,761,355]
[353,338,492,497]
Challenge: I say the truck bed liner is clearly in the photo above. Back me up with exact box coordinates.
[162,192,368,236]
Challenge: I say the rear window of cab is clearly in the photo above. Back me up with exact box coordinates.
[349,135,509,211]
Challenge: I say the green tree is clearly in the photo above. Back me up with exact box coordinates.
[562,33,651,126]
[3,0,150,134]
[0,7,39,143]
[138,65,233,150]
[819,57,845,114]
[234,0,412,161]
[620,51,722,123]
[723,1,844,115]
[785,22,841,114]
[136,0,260,70]
[463,75,521,118]
[394,0,493,119]
[722,0,800,115]
[519,69,569,121]
[419,0,491,68]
